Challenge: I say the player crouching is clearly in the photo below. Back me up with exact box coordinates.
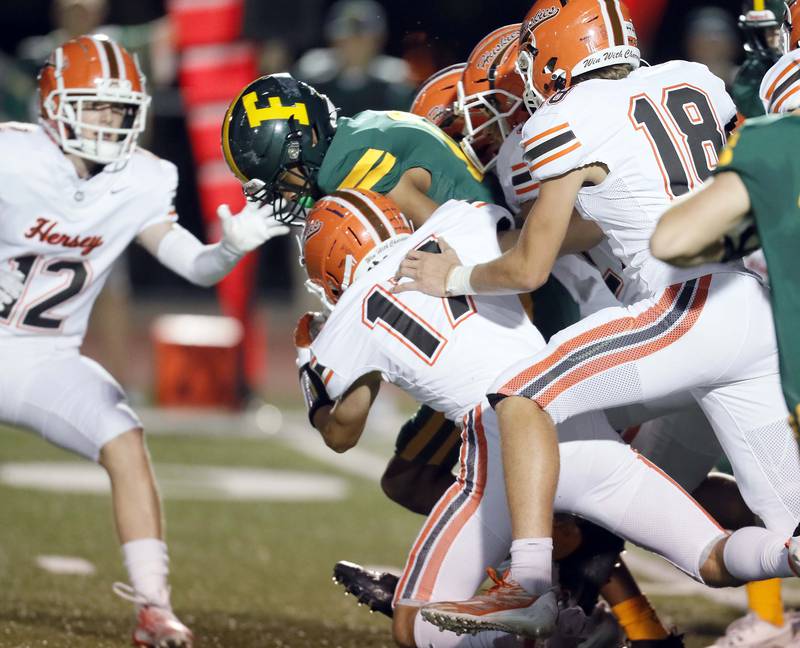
[0,35,290,647]
[293,189,800,646]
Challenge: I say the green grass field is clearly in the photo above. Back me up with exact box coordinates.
[0,420,763,647]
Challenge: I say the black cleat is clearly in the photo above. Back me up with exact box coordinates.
[332,561,399,619]
[628,634,685,648]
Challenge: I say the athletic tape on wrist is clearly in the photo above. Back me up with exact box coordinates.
[445,265,475,296]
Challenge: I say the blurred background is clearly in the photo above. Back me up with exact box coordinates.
[0,0,748,405]
[2,3,793,647]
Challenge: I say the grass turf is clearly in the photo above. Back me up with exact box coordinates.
[0,424,741,647]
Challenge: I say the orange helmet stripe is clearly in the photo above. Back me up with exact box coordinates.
[353,188,408,236]
[329,191,388,245]
[90,37,110,80]
[600,0,625,46]
[101,39,119,78]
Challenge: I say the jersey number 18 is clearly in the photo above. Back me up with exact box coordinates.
[629,84,726,199]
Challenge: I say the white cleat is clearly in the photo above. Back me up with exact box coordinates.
[420,569,560,638]
[705,612,795,648]
[113,582,194,648]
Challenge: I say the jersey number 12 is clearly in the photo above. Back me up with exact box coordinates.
[0,255,90,330]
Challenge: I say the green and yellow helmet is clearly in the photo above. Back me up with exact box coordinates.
[739,0,791,58]
[221,73,338,223]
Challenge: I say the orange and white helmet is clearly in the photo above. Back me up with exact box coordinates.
[302,189,413,307]
[457,24,528,173]
[517,0,640,102]
[38,34,150,167]
[410,63,466,139]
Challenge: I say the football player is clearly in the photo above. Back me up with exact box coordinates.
[396,0,800,636]
[408,62,466,139]
[652,51,800,439]
[296,188,800,647]
[658,36,800,648]
[0,35,289,647]
[731,1,791,118]
[221,28,539,525]
[220,62,501,518]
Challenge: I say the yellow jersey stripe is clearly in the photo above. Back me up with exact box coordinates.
[337,149,385,188]
[356,152,397,190]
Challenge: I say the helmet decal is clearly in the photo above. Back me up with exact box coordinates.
[458,24,527,172]
[525,6,560,33]
[242,93,310,128]
[221,74,338,224]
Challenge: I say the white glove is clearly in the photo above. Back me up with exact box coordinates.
[216,201,291,256]
[0,268,25,306]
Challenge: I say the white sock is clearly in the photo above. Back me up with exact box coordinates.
[722,527,793,581]
[122,538,171,608]
[510,537,553,595]
[414,610,523,647]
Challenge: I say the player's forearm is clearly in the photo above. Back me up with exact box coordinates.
[314,405,367,453]
[155,225,242,287]
[651,173,750,265]
[470,242,552,295]
[309,373,379,452]
[651,204,731,265]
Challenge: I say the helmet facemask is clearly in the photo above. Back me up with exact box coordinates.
[247,163,319,225]
[516,43,546,113]
[40,47,149,169]
[456,80,524,173]
[740,1,792,59]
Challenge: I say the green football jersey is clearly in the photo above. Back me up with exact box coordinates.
[317,110,494,204]
[731,56,773,119]
[714,114,800,423]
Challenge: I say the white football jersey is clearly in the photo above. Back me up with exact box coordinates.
[310,200,543,421]
[494,121,635,311]
[496,123,540,213]
[0,123,178,347]
[521,61,739,296]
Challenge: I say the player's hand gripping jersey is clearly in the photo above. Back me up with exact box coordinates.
[317,111,495,206]
[522,61,738,296]
[0,123,177,347]
[310,200,540,421]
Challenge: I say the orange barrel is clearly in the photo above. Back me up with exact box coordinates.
[152,314,243,408]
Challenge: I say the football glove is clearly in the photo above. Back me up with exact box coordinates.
[216,201,291,256]
[0,267,25,306]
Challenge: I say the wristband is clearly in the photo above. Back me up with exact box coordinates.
[298,362,334,426]
[445,265,475,297]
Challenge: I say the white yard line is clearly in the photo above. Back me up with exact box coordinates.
[136,407,800,609]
